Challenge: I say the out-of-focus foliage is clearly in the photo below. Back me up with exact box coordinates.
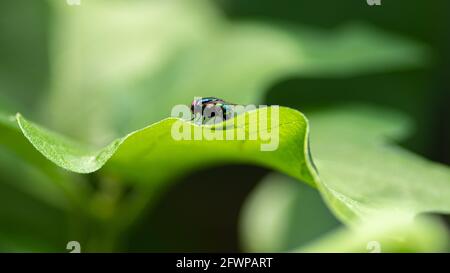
[240,106,450,252]
[298,214,448,253]
[242,176,448,253]
[240,173,340,252]
[0,1,49,114]
[45,0,426,144]
[0,113,93,251]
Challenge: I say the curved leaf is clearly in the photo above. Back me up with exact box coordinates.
[0,114,80,252]
[12,105,450,228]
[309,106,450,222]
[0,113,85,208]
[16,107,318,188]
[239,105,450,252]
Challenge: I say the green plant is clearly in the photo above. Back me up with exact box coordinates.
[0,0,448,252]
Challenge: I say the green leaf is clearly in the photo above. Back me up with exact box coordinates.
[298,214,449,253]
[0,113,85,208]
[0,115,75,252]
[13,104,450,227]
[44,0,427,144]
[239,173,340,252]
[16,107,317,188]
[240,173,450,253]
[309,105,450,223]
[239,105,450,252]
[0,0,440,253]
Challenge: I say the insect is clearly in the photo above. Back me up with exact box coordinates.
[190,97,236,124]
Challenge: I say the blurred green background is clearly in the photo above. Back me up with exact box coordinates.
[0,0,448,252]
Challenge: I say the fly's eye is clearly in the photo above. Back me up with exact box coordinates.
[190,100,202,114]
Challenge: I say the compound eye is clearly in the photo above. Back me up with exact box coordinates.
[191,99,202,114]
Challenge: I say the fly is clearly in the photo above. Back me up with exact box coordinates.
[190,97,236,124]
